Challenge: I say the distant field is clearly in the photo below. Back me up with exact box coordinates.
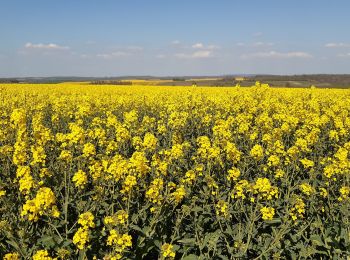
[2,74,350,88]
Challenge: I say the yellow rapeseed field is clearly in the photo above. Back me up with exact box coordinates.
[0,82,350,259]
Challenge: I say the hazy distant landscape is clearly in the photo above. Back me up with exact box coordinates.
[2,74,350,88]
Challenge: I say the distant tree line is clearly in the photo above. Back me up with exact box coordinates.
[91,80,132,85]
[0,79,20,83]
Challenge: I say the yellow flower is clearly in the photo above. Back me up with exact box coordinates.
[267,155,280,167]
[250,144,264,160]
[78,212,95,228]
[260,206,275,220]
[32,250,55,260]
[104,210,128,226]
[3,252,20,260]
[73,227,89,250]
[216,200,229,218]
[58,150,73,161]
[274,169,285,179]
[142,132,158,151]
[72,170,88,188]
[290,198,306,221]
[10,108,26,126]
[82,142,96,157]
[31,145,46,166]
[0,189,6,198]
[121,175,137,194]
[319,187,328,198]
[129,151,150,176]
[107,230,132,252]
[146,178,163,205]
[182,170,196,184]
[227,167,241,181]
[21,187,59,222]
[231,180,251,200]
[106,230,119,246]
[299,158,314,169]
[56,248,70,259]
[18,173,35,195]
[338,186,350,202]
[161,243,176,259]
[39,168,52,178]
[51,205,61,218]
[13,140,28,166]
[299,183,314,196]
[253,178,278,200]
[171,185,186,204]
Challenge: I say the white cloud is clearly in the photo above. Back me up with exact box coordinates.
[325,43,350,48]
[80,54,92,59]
[25,42,70,50]
[252,41,274,47]
[192,43,204,49]
[156,54,166,59]
[191,43,219,50]
[337,53,350,57]
[171,40,181,45]
[207,45,220,50]
[192,50,212,58]
[236,42,274,47]
[96,51,130,59]
[241,51,313,59]
[175,50,212,59]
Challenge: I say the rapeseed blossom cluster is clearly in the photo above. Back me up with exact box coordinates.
[161,243,176,259]
[21,187,60,221]
[73,212,95,249]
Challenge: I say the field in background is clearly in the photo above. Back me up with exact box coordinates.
[2,74,350,88]
[0,83,350,259]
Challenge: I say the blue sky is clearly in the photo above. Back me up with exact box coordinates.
[1,0,350,77]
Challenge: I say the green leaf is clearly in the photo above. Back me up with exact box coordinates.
[153,239,161,249]
[267,218,282,224]
[6,240,20,252]
[130,224,143,233]
[178,238,196,245]
[182,254,199,260]
[38,235,55,247]
[310,234,324,247]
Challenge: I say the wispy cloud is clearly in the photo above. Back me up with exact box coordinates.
[192,43,204,49]
[174,42,218,58]
[156,54,166,59]
[96,51,130,59]
[191,43,219,50]
[175,50,213,59]
[337,53,350,57]
[25,42,70,50]
[171,40,181,45]
[80,54,91,59]
[95,45,143,59]
[325,43,350,48]
[235,42,274,47]
[252,41,274,47]
[241,51,313,59]
[192,50,212,58]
